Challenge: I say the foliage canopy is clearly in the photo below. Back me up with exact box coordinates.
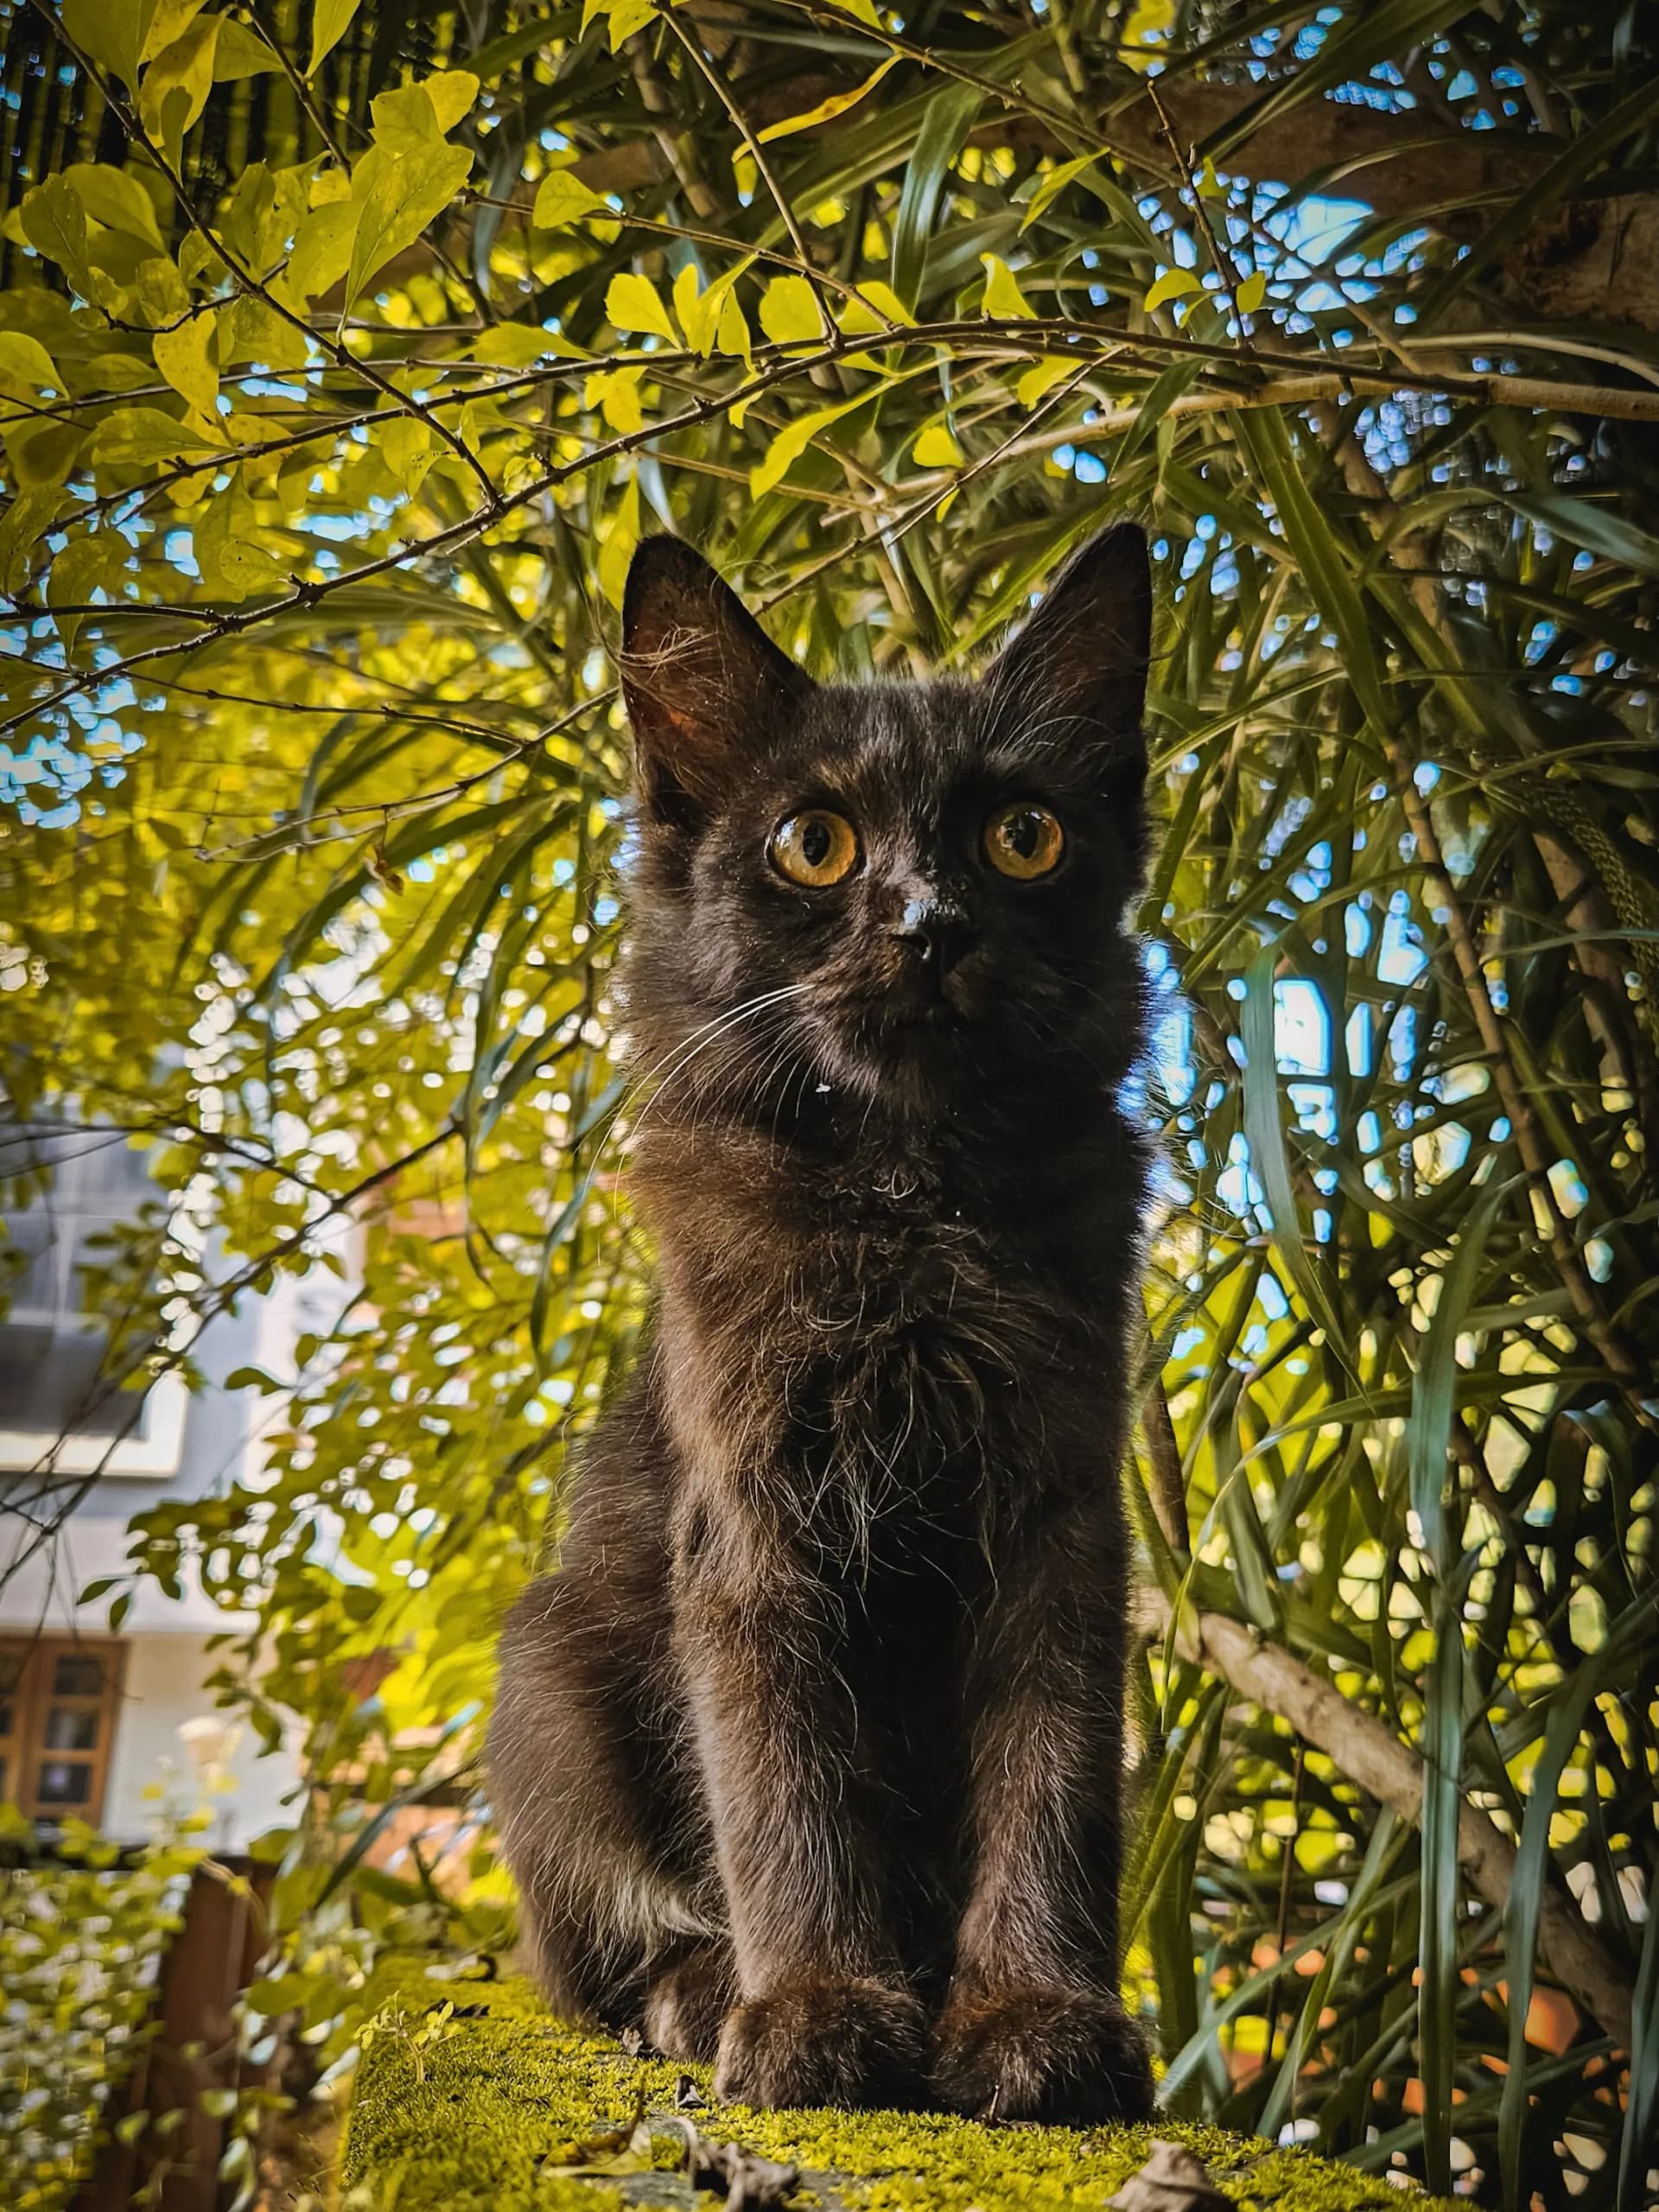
[1,0,1656,2205]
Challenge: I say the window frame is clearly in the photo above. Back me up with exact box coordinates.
[0,1636,128,1824]
[0,1127,192,1478]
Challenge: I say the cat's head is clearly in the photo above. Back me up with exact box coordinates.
[618,525,1153,1126]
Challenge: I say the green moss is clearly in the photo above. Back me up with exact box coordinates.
[341,1962,1448,2212]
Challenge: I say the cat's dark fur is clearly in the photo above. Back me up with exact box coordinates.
[488,524,1158,2123]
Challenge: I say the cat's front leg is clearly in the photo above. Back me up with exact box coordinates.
[935,1493,1154,2125]
[674,1517,929,2109]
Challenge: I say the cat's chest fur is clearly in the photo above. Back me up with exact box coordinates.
[641,1117,1139,1522]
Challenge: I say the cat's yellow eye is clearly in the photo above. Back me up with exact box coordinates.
[770,810,860,887]
[983,801,1065,880]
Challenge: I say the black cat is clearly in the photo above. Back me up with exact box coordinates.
[489,524,1157,2121]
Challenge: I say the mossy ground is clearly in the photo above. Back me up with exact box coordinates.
[341,1961,1447,2212]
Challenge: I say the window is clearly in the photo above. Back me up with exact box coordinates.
[0,1128,188,1475]
[0,1637,127,1823]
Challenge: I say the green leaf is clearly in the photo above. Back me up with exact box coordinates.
[223,1365,281,1393]
[1497,489,1659,580]
[1239,943,1357,1375]
[1236,269,1267,314]
[1620,1894,1659,2212]
[1233,408,1390,735]
[308,0,360,77]
[758,274,823,346]
[1407,1175,1510,1561]
[605,271,677,343]
[1419,70,1659,324]
[893,81,980,308]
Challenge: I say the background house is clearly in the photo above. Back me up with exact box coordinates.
[0,1129,326,1849]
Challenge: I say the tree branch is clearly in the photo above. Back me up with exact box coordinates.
[1146,1594,1637,2053]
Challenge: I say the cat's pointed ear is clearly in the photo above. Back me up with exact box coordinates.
[620,537,812,827]
[982,521,1151,754]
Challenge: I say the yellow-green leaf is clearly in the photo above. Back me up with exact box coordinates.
[912,422,963,468]
[534,168,609,227]
[153,309,219,423]
[582,0,661,53]
[308,0,360,77]
[143,0,209,59]
[195,473,286,601]
[62,0,158,89]
[467,324,588,365]
[382,416,440,499]
[596,475,642,609]
[426,71,480,132]
[346,142,473,308]
[1016,356,1075,408]
[837,280,912,334]
[219,294,309,372]
[371,84,444,154]
[286,199,359,301]
[980,253,1035,320]
[140,16,221,150]
[1020,152,1098,232]
[0,333,63,394]
[0,486,67,594]
[1143,265,1204,314]
[1120,0,1174,70]
[213,18,282,79]
[749,395,863,499]
[759,274,823,346]
[63,163,165,251]
[47,531,130,663]
[129,253,191,327]
[21,179,97,298]
[1236,270,1267,314]
[716,292,753,369]
[89,406,224,469]
[584,366,645,435]
[606,271,677,344]
[372,73,478,152]
[756,54,899,142]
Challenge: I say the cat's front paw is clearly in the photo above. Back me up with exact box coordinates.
[933,1984,1154,2125]
[643,1942,734,2062]
[715,1977,929,2109]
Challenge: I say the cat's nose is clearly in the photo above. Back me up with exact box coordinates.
[891,896,974,974]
